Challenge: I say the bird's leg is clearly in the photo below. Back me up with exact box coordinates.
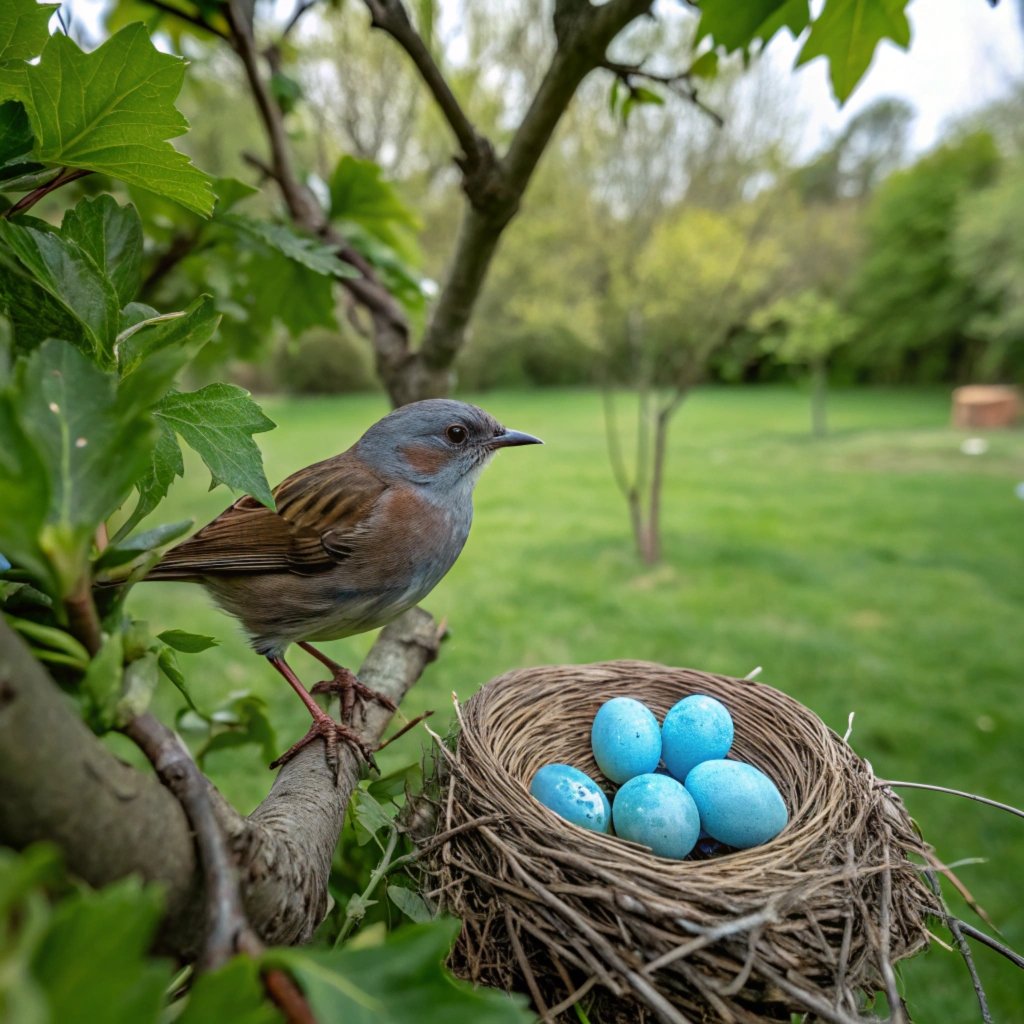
[299,641,397,723]
[266,655,377,778]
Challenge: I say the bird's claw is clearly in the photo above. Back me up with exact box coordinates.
[269,710,378,782]
[311,668,397,723]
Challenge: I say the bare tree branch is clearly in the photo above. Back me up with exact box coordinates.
[600,59,724,128]
[139,0,231,40]
[0,607,442,957]
[362,0,494,187]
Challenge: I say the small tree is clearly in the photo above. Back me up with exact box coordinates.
[752,289,856,437]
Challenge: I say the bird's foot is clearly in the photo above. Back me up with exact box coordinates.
[269,706,378,780]
[311,665,397,723]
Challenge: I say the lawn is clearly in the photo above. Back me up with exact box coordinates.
[124,385,1024,1022]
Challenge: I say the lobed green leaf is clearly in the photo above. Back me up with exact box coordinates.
[0,25,214,214]
[155,383,276,509]
[0,0,58,65]
[796,0,911,103]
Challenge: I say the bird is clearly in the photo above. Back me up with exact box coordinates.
[145,398,542,776]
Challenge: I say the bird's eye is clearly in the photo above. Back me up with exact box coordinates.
[445,424,468,445]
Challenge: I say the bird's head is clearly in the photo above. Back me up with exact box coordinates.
[356,399,542,490]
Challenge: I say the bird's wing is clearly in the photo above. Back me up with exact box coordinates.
[148,453,388,579]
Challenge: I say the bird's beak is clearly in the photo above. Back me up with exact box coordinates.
[490,427,543,449]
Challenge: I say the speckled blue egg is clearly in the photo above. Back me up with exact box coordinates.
[591,697,662,784]
[661,694,734,782]
[530,764,611,833]
[612,774,701,859]
[685,760,788,849]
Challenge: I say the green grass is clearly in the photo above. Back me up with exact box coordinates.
[126,386,1024,1022]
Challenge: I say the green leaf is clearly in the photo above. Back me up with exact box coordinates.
[117,294,221,378]
[0,216,121,361]
[687,51,719,79]
[696,0,810,50]
[0,26,214,215]
[240,245,340,336]
[81,631,124,731]
[268,920,532,1024]
[222,213,360,278]
[0,100,41,183]
[213,176,259,212]
[632,86,664,107]
[796,0,911,104]
[155,383,276,508]
[122,420,185,533]
[157,643,205,717]
[114,649,160,724]
[269,71,303,115]
[4,616,90,669]
[328,155,422,259]
[177,956,283,1024]
[61,195,142,308]
[352,790,395,846]
[17,340,159,591]
[31,877,171,1024]
[0,0,58,64]
[158,628,219,653]
[95,518,192,570]
[386,885,432,924]
[197,692,277,766]
[0,392,51,586]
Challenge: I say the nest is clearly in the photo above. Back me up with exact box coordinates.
[418,661,942,1023]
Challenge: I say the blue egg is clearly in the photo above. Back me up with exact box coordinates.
[685,760,788,849]
[530,764,611,833]
[591,697,662,784]
[661,694,734,782]
[612,773,701,859]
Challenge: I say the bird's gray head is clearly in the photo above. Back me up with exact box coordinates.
[355,399,542,491]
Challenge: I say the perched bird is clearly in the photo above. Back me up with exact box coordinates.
[146,399,541,774]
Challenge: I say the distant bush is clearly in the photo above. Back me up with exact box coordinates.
[274,327,380,394]
[457,325,596,389]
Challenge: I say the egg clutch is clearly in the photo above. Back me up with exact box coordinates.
[529,694,788,860]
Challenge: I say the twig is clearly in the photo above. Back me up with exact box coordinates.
[922,870,992,1024]
[955,920,1024,970]
[879,780,1024,820]
[63,581,103,657]
[601,58,724,127]
[3,168,93,220]
[125,712,256,972]
[282,0,320,39]
[138,0,231,40]
[334,825,400,946]
[362,0,493,181]
[375,708,434,751]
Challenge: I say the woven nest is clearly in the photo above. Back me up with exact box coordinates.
[418,661,942,1024]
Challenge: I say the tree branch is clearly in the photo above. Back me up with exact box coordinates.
[138,0,231,40]
[2,169,94,221]
[600,59,724,128]
[415,0,653,377]
[362,0,494,186]
[0,607,442,956]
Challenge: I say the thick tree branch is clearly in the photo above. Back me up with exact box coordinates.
[0,607,442,957]
[416,0,653,376]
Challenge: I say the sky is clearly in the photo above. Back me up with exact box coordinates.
[776,0,1024,155]
[63,0,1024,159]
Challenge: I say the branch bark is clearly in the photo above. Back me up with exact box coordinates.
[0,607,442,957]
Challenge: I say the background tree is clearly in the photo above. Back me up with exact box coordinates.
[751,289,856,437]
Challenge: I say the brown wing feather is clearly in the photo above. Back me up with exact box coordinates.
[148,452,388,580]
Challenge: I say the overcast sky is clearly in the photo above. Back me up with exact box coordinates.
[63,0,1024,159]
[777,0,1024,155]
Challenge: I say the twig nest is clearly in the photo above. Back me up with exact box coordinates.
[419,661,940,1023]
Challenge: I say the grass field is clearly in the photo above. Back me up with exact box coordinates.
[124,386,1024,1022]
